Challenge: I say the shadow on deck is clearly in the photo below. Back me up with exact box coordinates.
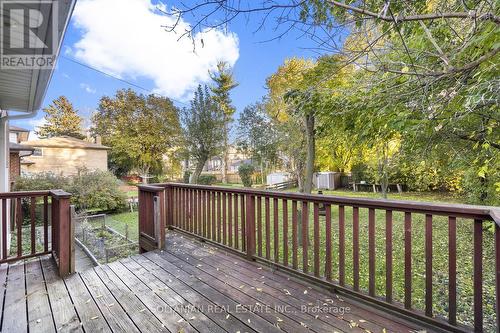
[0,230,433,332]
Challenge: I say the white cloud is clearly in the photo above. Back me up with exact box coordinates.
[26,118,47,139]
[71,0,239,100]
[80,83,96,94]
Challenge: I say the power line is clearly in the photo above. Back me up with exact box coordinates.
[61,55,190,106]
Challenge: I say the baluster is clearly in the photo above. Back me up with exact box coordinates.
[217,192,222,242]
[190,189,194,233]
[211,191,216,241]
[2,199,6,259]
[234,194,239,249]
[273,198,279,262]
[265,197,270,259]
[313,202,320,277]
[283,199,288,266]
[325,204,332,280]
[495,223,500,330]
[30,196,36,254]
[16,198,22,257]
[241,194,246,251]
[207,191,212,239]
[292,200,298,269]
[448,216,457,325]
[222,192,227,244]
[202,190,206,237]
[228,193,233,247]
[386,210,393,303]
[474,219,483,332]
[302,201,309,274]
[368,208,375,297]
[245,194,255,260]
[404,212,412,309]
[257,196,262,256]
[194,190,198,235]
[353,206,360,291]
[425,214,433,317]
[339,205,345,285]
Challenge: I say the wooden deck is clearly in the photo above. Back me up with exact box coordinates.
[0,231,435,333]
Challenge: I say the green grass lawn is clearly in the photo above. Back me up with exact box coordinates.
[110,187,495,329]
[105,211,139,241]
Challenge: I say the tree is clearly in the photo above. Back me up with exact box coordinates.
[182,85,224,183]
[36,96,84,139]
[92,89,181,182]
[209,61,238,183]
[267,56,352,193]
[169,0,499,204]
[266,58,314,192]
[236,101,279,183]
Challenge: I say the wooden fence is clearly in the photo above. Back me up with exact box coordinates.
[139,183,500,332]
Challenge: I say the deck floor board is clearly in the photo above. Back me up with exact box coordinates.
[0,231,436,332]
[166,232,414,333]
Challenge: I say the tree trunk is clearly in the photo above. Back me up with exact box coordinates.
[378,142,389,199]
[221,123,229,183]
[140,165,150,184]
[191,156,207,184]
[303,114,315,194]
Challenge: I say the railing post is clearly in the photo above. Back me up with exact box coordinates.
[50,190,73,277]
[138,185,166,253]
[245,193,255,260]
[165,185,173,228]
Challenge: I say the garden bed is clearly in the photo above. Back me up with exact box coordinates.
[74,214,138,264]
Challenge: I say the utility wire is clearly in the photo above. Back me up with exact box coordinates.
[61,55,190,106]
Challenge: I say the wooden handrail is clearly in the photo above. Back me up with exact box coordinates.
[0,189,74,276]
[139,182,500,332]
[159,182,497,221]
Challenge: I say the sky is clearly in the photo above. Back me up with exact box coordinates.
[12,0,324,135]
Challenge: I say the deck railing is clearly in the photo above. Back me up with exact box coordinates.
[0,190,74,276]
[139,183,500,332]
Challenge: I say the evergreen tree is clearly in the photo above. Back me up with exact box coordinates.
[36,96,84,139]
[182,85,224,183]
[209,61,238,183]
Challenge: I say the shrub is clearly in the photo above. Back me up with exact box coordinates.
[351,162,369,183]
[14,169,127,213]
[238,164,255,187]
[14,172,68,191]
[198,174,217,185]
[68,169,127,212]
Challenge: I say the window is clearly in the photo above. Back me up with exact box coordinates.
[32,148,43,157]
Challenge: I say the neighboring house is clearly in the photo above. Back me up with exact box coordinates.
[203,145,250,172]
[8,126,35,188]
[9,142,34,189]
[21,136,110,176]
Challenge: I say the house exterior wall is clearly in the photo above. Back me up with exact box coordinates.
[23,147,108,176]
[9,152,20,186]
